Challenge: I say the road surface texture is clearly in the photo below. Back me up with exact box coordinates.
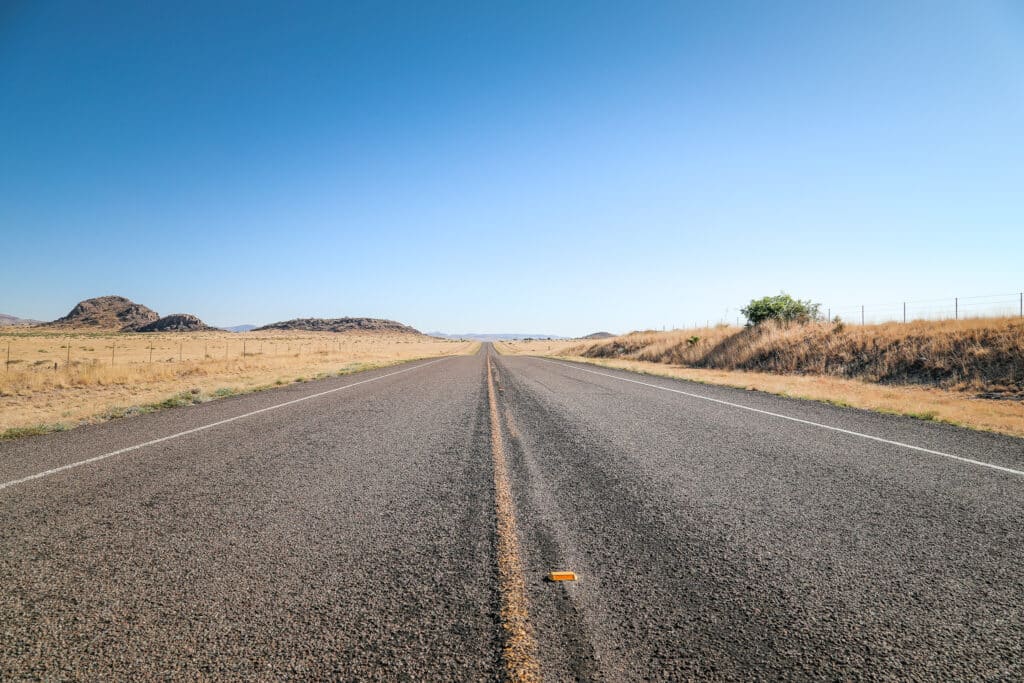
[2,345,1022,680]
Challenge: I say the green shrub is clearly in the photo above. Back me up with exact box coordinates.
[742,293,821,326]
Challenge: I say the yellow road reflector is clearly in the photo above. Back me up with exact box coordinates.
[548,571,577,582]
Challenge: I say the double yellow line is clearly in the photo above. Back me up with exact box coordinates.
[486,353,542,682]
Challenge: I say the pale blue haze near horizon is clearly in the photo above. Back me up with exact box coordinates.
[2,1,1022,335]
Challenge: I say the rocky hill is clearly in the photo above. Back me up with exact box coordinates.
[255,317,421,334]
[43,296,160,331]
[582,331,615,339]
[135,314,215,333]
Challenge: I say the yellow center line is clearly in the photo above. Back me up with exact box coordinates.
[487,353,542,682]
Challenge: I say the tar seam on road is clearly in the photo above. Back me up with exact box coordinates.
[487,353,543,682]
[540,358,1024,478]
[0,358,448,492]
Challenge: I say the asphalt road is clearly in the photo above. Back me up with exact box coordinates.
[2,345,1023,680]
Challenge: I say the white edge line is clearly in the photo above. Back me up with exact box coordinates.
[0,357,449,492]
[536,358,1024,478]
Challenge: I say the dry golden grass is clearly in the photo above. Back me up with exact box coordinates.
[494,339,581,356]
[568,318,1024,393]
[0,329,477,435]
[498,318,1024,438]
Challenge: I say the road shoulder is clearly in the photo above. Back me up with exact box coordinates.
[512,352,1024,439]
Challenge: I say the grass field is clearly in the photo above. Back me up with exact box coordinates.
[0,329,477,437]
[497,317,1024,438]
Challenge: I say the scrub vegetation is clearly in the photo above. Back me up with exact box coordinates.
[498,317,1024,437]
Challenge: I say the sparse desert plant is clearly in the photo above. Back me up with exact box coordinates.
[1,423,68,440]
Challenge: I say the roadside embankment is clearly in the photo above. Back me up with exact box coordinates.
[497,318,1024,437]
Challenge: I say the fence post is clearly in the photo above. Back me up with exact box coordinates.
[955,297,958,320]
[1020,292,1022,318]
[149,344,153,363]
[6,342,9,372]
[861,305,865,325]
[179,342,183,362]
[903,302,906,323]
[243,340,247,357]
[111,341,115,366]
[66,340,71,367]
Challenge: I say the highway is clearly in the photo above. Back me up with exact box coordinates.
[2,344,1022,680]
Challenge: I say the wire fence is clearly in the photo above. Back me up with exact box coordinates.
[2,337,344,374]
[823,292,1024,325]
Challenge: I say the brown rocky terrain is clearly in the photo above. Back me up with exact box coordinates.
[135,314,216,333]
[255,317,421,334]
[42,296,160,331]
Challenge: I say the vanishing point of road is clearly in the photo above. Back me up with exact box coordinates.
[2,344,1022,680]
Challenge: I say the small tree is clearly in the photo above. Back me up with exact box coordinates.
[741,293,821,326]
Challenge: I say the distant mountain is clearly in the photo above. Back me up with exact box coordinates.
[135,314,216,333]
[255,317,421,334]
[0,313,41,326]
[221,324,257,333]
[41,295,160,331]
[428,332,566,341]
[582,331,615,339]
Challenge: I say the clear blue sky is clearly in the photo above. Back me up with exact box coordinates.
[2,1,1022,334]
